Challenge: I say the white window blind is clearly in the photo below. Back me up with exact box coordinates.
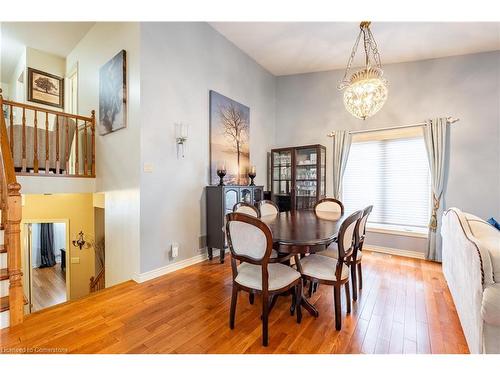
[343,135,431,229]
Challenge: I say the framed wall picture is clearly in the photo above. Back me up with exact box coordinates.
[209,90,250,185]
[99,49,127,135]
[27,68,64,108]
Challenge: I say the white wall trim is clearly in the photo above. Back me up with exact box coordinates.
[133,249,220,283]
[366,226,428,239]
[364,245,426,260]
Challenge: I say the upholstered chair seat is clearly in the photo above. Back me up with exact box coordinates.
[299,254,350,281]
[236,262,301,291]
[319,243,363,260]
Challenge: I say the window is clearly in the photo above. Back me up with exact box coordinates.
[342,132,431,231]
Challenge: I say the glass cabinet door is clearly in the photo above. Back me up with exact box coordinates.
[253,187,263,203]
[224,188,239,214]
[295,147,318,210]
[272,150,292,212]
[240,188,252,203]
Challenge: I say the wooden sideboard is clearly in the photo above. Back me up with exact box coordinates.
[206,185,264,263]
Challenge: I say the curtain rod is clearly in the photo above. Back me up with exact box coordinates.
[327,117,459,137]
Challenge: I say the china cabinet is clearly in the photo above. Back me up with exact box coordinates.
[270,144,326,211]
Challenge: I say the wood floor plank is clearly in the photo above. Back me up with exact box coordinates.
[0,251,469,354]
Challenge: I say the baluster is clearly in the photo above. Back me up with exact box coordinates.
[91,110,95,177]
[33,110,38,173]
[65,117,69,174]
[45,112,49,174]
[55,115,60,174]
[7,183,23,326]
[9,105,13,156]
[75,119,79,175]
[84,121,88,175]
[22,107,26,172]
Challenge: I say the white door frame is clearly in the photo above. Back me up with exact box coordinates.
[21,219,71,313]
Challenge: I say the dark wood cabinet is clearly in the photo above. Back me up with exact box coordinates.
[271,144,326,212]
[206,185,264,263]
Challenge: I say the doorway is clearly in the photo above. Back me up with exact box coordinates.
[66,65,78,114]
[25,221,69,313]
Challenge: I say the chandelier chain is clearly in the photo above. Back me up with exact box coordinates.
[338,28,363,89]
[338,22,384,89]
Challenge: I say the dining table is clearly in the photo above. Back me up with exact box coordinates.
[260,209,348,318]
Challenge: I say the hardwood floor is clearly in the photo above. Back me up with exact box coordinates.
[0,251,468,354]
[31,263,67,312]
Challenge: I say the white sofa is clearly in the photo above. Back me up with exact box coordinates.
[442,208,500,353]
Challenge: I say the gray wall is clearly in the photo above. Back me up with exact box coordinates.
[276,51,500,253]
[140,23,276,273]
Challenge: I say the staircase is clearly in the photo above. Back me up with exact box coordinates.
[0,89,24,329]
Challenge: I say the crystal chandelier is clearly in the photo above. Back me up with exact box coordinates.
[338,21,388,120]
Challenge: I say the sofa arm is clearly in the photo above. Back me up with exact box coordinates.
[482,284,500,326]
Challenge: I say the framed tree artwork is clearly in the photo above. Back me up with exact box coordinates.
[209,90,250,185]
[99,49,127,135]
[27,68,64,108]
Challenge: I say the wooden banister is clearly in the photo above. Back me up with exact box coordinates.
[90,268,105,293]
[2,98,95,178]
[0,89,24,326]
[3,99,93,122]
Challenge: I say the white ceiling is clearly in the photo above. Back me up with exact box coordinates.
[210,22,500,76]
[1,22,95,81]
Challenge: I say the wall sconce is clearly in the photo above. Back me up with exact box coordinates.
[72,231,92,250]
[175,123,188,159]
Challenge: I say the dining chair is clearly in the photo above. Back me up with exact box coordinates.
[295,210,363,330]
[317,205,372,301]
[226,212,303,346]
[306,198,345,296]
[314,198,345,215]
[258,200,279,217]
[233,202,283,305]
[351,205,373,300]
[233,202,260,217]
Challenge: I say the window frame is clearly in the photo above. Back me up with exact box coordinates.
[342,127,431,236]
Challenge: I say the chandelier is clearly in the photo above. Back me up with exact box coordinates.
[338,21,388,120]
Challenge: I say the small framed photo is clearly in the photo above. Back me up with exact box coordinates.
[27,68,64,108]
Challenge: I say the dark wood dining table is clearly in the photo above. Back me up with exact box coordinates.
[260,209,347,317]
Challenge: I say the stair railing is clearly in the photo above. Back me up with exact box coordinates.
[0,89,24,326]
[1,97,95,177]
[89,268,105,293]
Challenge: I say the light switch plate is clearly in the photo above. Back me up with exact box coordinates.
[71,257,80,264]
[143,163,154,173]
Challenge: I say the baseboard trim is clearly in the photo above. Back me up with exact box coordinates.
[364,245,426,260]
[133,249,220,283]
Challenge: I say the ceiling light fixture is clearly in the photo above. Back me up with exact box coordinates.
[338,21,388,120]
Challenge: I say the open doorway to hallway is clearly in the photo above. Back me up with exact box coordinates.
[27,221,69,312]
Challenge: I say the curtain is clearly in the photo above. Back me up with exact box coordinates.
[39,223,56,268]
[332,130,352,199]
[423,118,449,261]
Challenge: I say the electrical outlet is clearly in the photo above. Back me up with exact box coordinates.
[171,243,179,258]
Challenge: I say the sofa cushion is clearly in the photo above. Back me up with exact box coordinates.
[467,216,500,282]
[482,284,500,326]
